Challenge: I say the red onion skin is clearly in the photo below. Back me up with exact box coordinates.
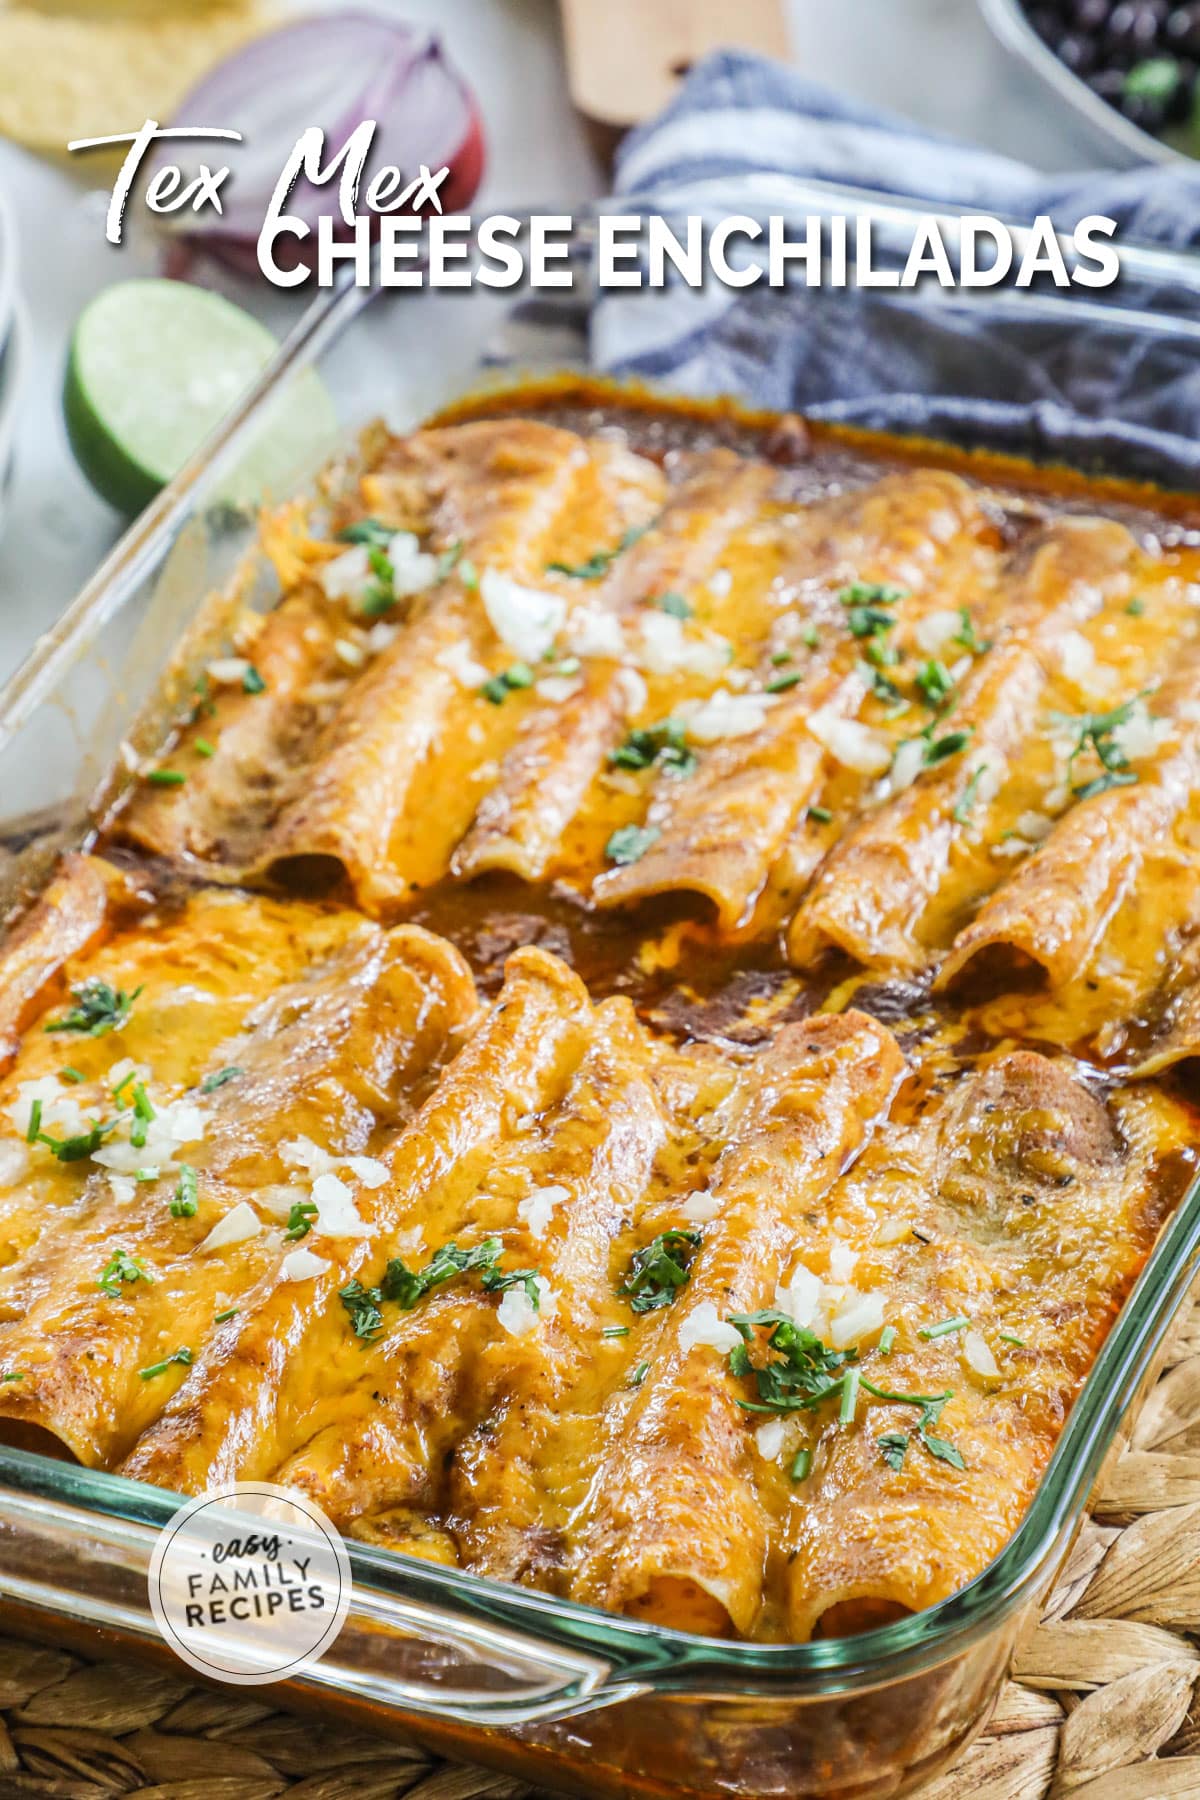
[150,15,486,281]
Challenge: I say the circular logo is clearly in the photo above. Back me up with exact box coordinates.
[148,1483,351,1685]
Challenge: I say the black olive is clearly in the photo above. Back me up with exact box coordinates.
[1088,65,1130,97]
[1058,30,1100,69]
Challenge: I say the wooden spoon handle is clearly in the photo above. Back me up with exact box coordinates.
[558,0,789,159]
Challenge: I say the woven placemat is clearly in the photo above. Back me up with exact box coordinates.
[4,1290,1200,1800]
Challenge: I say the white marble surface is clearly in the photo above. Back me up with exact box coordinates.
[0,0,1129,688]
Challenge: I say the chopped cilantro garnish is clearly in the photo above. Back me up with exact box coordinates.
[655,591,691,618]
[200,1065,242,1094]
[859,659,904,706]
[953,608,991,654]
[727,1310,854,1415]
[340,1278,385,1340]
[286,1199,318,1240]
[845,603,896,641]
[481,664,535,704]
[98,1248,152,1298]
[863,1381,964,1469]
[923,728,972,766]
[915,659,955,708]
[610,719,696,777]
[336,518,394,549]
[605,823,661,866]
[382,1237,540,1312]
[46,979,141,1038]
[241,665,267,695]
[341,1238,543,1339]
[25,1099,41,1143]
[139,1346,193,1380]
[918,1315,970,1340]
[878,1430,910,1472]
[727,1313,968,1470]
[546,523,646,581]
[618,1228,701,1314]
[35,1112,127,1162]
[145,769,186,787]
[437,539,464,580]
[112,1071,137,1104]
[1059,692,1151,800]
[130,1081,155,1150]
[952,764,990,824]
[839,581,908,606]
[170,1164,198,1219]
[878,1325,897,1357]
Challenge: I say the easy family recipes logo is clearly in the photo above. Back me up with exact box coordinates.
[69,119,1123,293]
[149,1483,351,1685]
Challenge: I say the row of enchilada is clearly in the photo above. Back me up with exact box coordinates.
[115,413,1200,1076]
[0,863,1191,1640]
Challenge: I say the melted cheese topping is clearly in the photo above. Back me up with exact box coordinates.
[2,400,1199,1645]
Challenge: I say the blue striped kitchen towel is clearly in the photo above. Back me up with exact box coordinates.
[590,51,1200,488]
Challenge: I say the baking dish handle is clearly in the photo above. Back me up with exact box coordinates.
[0,1466,627,1726]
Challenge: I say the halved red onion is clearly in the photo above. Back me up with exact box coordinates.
[151,12,485,275]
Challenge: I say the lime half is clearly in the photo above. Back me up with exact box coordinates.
[64,279,338,515]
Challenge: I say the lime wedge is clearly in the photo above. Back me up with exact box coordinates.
[64,279,338,515]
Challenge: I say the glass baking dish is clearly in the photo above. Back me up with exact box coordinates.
[3,180,1200,1800]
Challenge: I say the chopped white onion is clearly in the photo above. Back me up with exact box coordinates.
[963,1329,1000,1379]
[755,1418,786,1462]
[828,1241,857,1283]
[0,1141,28,1187]
[1058,630,1096,683]
[345,1155,388,1190]
[280,1135,339,1178]
[680,1190,722,1224]
[281,1246,332,1282]
[535,675,584,704]
[635,611,730,678]
[198,1201,262,1253]
[437,640,490,691]
[912,609,963,655]
[809,708,893,775]
[310,1171,370,1240]
[206,654,256,685]
[887,737,926,794]
[387,531,439,597]
[678,688,771,743]
[568,607,625,661]
[480,569,565,663]
[496,1275,557,1336]
[517,1184,568,1240]
[679,1300,742,1355]
[774,1264,822,1328]
[830,1289,887,1349]
[318,547,371,603]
